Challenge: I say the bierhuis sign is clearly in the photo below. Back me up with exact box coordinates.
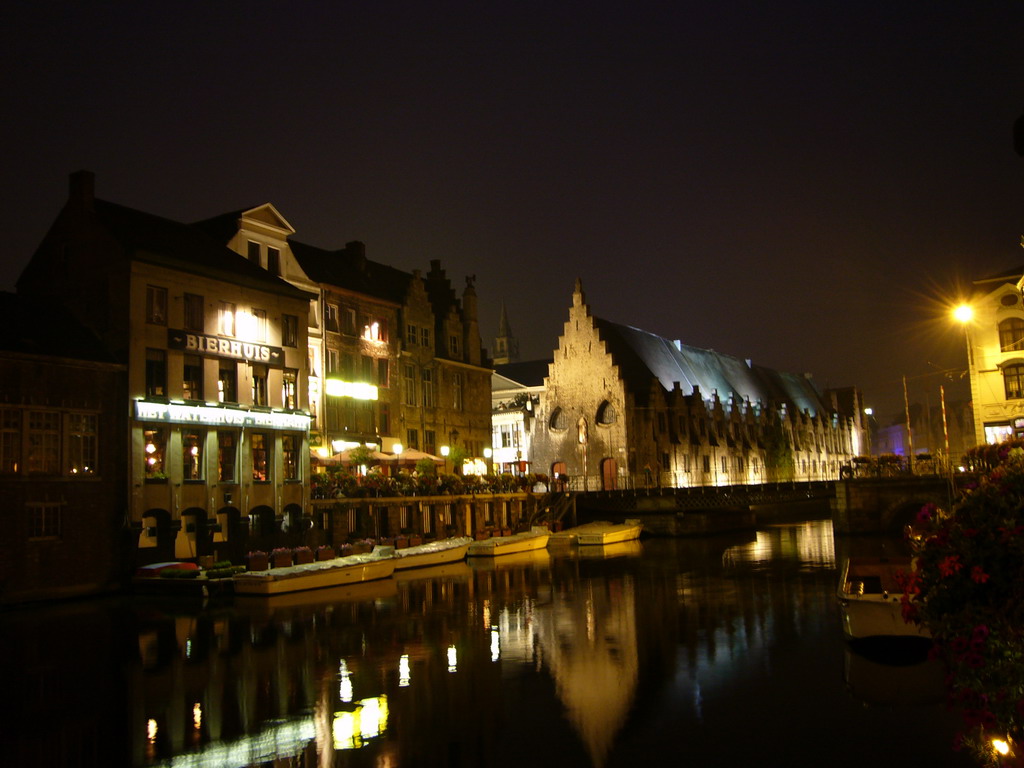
[167,329,284,366]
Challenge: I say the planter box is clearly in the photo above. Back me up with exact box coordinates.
[316,547,335,561]
[475,531,491,540]
[408,536,423,547]
[272,552,292,568]
[246,553,269,571]
[395,536,409,549]
[294,549,314,564]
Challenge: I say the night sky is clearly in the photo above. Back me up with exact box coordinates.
[5,2,1024,421]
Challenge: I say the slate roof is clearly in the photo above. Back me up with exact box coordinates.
[0,291,117,362]
[92,200,311,301]
[289,240,412,304]
[593,318,828,417]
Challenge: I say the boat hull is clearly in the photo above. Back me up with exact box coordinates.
[837,556,929,640]
[394,537,472,570]
[234,554,396,596]
[550,520,643,546]
[467,530,550,557]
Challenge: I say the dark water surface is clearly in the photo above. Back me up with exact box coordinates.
[4,518,974,768]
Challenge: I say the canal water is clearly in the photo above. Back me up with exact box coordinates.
[4,516,974,768]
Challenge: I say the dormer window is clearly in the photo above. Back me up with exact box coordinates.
[247,241,261,266]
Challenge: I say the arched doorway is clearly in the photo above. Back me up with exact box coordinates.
[601,458,618,491]
[552,461,567,491]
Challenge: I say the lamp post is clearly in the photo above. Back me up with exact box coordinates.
[393,443,403,476]
[440,445,450,473]
[953,303,976,447]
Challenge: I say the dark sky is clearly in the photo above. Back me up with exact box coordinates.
[4,2,1024,421]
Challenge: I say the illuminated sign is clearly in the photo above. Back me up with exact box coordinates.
[135,400,310,431]
[167,329,284,366]
[325,379,378,400]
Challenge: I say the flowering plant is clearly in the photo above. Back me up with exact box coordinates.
[904,444,1024,763]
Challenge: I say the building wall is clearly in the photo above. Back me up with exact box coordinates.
[964,279,1024,446]
[0,352,128,605]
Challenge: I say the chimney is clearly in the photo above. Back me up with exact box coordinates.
[69,170,95,209]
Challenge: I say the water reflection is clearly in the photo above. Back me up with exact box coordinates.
[3,518,974,768]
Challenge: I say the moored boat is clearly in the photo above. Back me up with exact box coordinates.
[467,528,550,557]
[394,537,473,570]
[837,556,930,641]
[549,520,643,546]
[233,547,397,596]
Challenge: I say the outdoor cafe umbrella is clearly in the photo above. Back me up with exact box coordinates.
[310,449,342,467]
[333,448,391,465]
[390,448,445,466]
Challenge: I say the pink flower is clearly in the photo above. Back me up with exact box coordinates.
[938,555,963,577]
[971,566,990,584]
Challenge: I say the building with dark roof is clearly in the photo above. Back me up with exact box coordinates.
[17,172,315,567]
[530,280,862,489]
[195,205,493,471]
[0,291,128,604]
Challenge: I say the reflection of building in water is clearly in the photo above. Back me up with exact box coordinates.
[534,574,639,768]
[721,520,836,569]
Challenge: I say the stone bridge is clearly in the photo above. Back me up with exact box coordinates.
[830,475,965,534]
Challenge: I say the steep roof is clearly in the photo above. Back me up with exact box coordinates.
[92,200,312,301]
[0,291,117,362]
[290,240,412,304]
[593,318,828,416]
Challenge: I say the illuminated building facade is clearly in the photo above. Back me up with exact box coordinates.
[960,265,1024,446]
[17,172,314,565]
[491,360,547,474]
[198,209,492,467]
[530,280,860,489]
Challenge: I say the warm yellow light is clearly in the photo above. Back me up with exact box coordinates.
[440,446,450,457]
[993,739,1011,756]
[145,442,156,454]
[393,443,403,456]
[953,304,973,324]
[325,379,378,400]
[192,702,202,730]
[147,719,158,742]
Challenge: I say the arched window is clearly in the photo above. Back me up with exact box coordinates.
[549,407,568,431]
[1004,363,1024,399]
[1000,318,1024,352]
[596,400,616,425]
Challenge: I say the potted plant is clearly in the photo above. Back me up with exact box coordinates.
[271,547,293,568]
[293,545,314,564]
[246,550,269,571]
[316,544,335,561]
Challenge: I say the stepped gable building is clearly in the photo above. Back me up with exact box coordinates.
[959,263,1024,447]
[0,291,127,604]
[17,172,314,567]
[195,205,493,467]
[530,280,860,490]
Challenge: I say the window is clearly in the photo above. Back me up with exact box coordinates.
[421,327,431,347]
[1000,318,1024,352]
[341,354,354,379]
[424,430,436,456]
[406,429,419,450]
[218,431,237,482]
[452,372,463,411]
[362,355,374,383]
[549,407,568,430]
[326,348,339,376]
[251,432,270,482]
[251,364,268,406]
[145,349,166,398]
[283,369,298,410]
[702,455,711,473]
[218,361,237,403]
[219,301,236,336]
[183,354,203,401]
[282,433,298,480]
[407,324,417,345]
[344,308,358,336]
[1,408,21,474]
[596,401,616,425]
[1005,364,1024,400]
[67,413,97,476]
[422,368,434,408]
[267,246,280,275]
[377,358,389,388]
[247,241,261,265]
[325,304,339,333]
[184,293,204,332]
[721,457,728,474]
[146,285,167,325]
[379,403,390,435]
[252,308,267,342]
[28,502,61,539]
[363,318,386,342]
[449,334,460,358]
[404,364,417,406]
[282,314,299,347]
[27,411,60,475]
[143,427,166,479]
[182,430,204,481]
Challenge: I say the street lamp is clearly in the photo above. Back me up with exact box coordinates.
[440,445,450,473]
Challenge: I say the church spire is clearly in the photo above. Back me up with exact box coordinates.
[493,301,519,365]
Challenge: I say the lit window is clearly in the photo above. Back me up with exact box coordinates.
[218,362,237,403]
[182,430,204,481]
[67,413,97,476]
[252,308,267,342]
[27,410,60,475]
[143,427,166,480]
[219,301,236,336]
[183,354,203,401]
[218,431,237,482]
[282,434,298,481]
[251,364,268,406]
[251,432,270,482]
[1004,364,1024,400]
[283,369,298,410]
[146,285,167,325]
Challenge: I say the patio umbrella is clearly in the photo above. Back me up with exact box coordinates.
[391,448,445,466]
[333,448,391,465]
[311,450,342,467]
